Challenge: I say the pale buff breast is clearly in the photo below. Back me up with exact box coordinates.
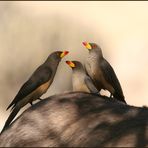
[16,80,51,109]
[31,80,52,100]
[72,73,90,93]
[73,83,90,93]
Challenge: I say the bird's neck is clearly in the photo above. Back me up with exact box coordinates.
[88,52,103,62]
[73,67,85,76]
[44,59,60,71]
[89,48,103,59]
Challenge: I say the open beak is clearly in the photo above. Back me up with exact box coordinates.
[82,42,92,50]
[66,61,75,68]
[60,51,69,58]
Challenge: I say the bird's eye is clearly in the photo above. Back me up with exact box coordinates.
[92,44,97,48]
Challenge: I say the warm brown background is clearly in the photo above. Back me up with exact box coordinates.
[0,1,148,131]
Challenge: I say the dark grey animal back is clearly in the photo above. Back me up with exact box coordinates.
[0,92,147,147]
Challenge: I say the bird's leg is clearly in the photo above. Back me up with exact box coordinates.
[30,102,33,106]
[38,98,42,101]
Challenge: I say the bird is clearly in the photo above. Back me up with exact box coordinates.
[82,42,126,104]
[1,50,69,133]
[66,60,99,94]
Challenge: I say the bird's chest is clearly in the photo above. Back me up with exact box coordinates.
[72,74,90,92]
[31,80,51,100]
[85,59,106,90]
[24,80,51,104]
[86,60,102,79]
[37,81,51,95]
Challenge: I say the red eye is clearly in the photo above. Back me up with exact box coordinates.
[93,44,97,48]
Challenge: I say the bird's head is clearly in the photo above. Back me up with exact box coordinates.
[82,42,103,57]
[66,60,83,70]
[82,42,99,50]
[50,51,69,61]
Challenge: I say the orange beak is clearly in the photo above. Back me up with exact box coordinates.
[82,42,92,49]
[66,61,75,68]
[60,51,69,58]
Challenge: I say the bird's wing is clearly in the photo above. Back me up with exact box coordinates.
[7,66,52,110]
[84,61,91,76]
[85,76,99,94]
[100,59,124,97]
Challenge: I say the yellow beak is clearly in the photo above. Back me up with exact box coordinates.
[60,51,69,58]
[82,42,92,50]
[66,61,75,68]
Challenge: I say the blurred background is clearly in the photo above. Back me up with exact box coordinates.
[0,1,148,131]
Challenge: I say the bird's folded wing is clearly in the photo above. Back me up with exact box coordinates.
[85,77,99,94]
[7,67,52,110]
[100,59,123,94]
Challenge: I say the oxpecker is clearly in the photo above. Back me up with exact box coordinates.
[1,50,69,133]
[82,42,126,104]
[66,60,99,94]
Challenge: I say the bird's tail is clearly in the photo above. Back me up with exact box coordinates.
[1,106,20,134]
